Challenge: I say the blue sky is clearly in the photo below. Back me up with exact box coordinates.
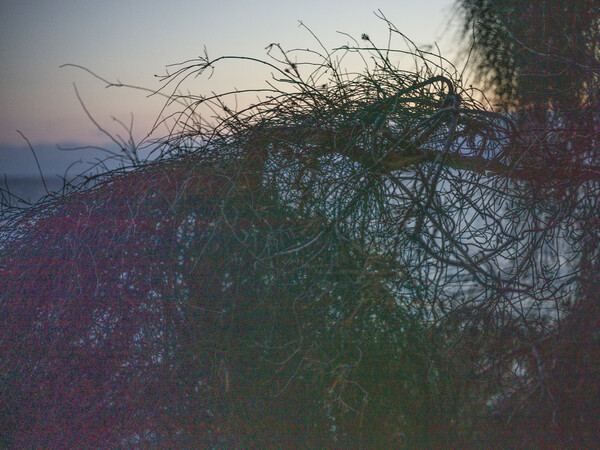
[1,0,460,178]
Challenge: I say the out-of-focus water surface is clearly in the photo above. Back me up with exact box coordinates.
[1,175,66,205]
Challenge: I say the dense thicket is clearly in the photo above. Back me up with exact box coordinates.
[1,11,599,446]
[457,0,600,444]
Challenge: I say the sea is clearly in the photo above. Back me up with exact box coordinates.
[1,175,67,206]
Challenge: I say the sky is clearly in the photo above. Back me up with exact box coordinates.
[0,0,461,181]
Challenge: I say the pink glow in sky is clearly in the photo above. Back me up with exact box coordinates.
[1,0,459,174]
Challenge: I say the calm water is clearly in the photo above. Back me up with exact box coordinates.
[1,175,67,205]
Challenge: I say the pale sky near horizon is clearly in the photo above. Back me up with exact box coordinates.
[1,0,462,178]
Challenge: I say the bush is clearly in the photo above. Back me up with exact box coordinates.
[2,16,598,446]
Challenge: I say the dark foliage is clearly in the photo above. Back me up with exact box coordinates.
[1,13,599,446]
